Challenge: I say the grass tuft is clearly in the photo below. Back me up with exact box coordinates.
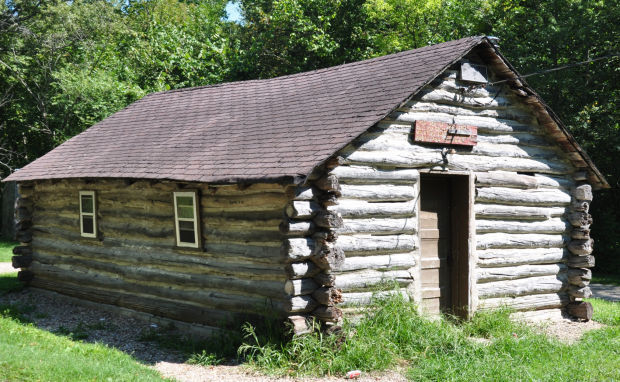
[588,298,620,326]
[238,292,620,380]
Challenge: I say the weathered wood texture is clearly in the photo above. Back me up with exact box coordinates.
[27,179,294,328]
[329,69,580,313]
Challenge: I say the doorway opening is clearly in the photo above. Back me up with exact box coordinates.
[419,173,471,317]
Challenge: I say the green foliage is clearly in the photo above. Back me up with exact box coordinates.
[239,293,620,380]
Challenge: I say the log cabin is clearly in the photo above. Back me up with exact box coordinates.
[3,36,608,334]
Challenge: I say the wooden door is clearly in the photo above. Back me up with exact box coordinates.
[419,174,470,316]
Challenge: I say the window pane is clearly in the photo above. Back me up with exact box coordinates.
[176,196,194,206]
[82,216,94,234]
[177,205,195,219]
[179,221,194,230]
[81,195,94,213]
[179,220,195,243]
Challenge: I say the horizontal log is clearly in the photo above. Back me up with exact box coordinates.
[336,218,417,235]
[568,239,593,256]
[342,150,569,174]
[13,246,32,255]
[284,295,318,313]
[285,201,321,219]
[15,207,32,222]
[30,277,247,327]
[341,253,415,272]
[15,198,33,209]
[17,270,34,283]
[312,287,343,306]
[34,236,286,277]
[313,272,335,287]
[339,184,416,202]
[388,111,540,134]
[476,133,551,147]
[566,301,593,321]
[567,268,591,287]
[286,186,316,201]
[279,220,315,236]
[328,199,416,218]
[475,171,572,189]
[15,230,32,243]
[29,261,286,313]
[329,165,419,184]
[476,187,571,206]
[567,212,592,227]
[479,292,569,311]
[475,218,567,234]
[314,174,340,194]
[311,243,345,271]
[350,132,558,160]
[285,278,319,296]
[571,200,589,213]
[285,261,320,279]
[12,255,32,268]
[403,99,534,122]
[339,289,410,307]
[202,193,288,212]
[281,238,315,262]
[31,255,288,299]
[568,285,592,299]
[476,233,565,250]
[478,274,567,298]
[312,306,342,323]
[477,263,565,282]
[287,315,312,335]
[313,210,343,229]
[336,234,417,255]
[567,255,595,268]
[334,269,414,291]
[571,227,590,240]
[474,204,565,220]
[573,185,593,201]
[476,248,566,267]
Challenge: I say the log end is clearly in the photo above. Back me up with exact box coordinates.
[566,301,593,321]
[287,315,314,335]
[12,255,33,269]
[17,270,34,283]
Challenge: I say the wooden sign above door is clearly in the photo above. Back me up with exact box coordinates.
[413,120,478,147]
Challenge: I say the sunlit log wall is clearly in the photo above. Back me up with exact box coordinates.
[324,61,591,316]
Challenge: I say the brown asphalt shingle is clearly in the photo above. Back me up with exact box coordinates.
[6,37,484,184]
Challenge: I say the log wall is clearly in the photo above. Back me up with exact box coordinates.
[17,179,295,329]
[325,63,585,315]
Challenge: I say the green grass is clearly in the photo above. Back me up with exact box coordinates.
[0,239,17,263]
[588,298,620,326]
[239,294,620,380]
[0,272,167,381]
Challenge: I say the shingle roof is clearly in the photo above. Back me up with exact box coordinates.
[5,37,483,183]
[4,36,607,188]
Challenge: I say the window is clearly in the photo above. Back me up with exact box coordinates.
[173,191,200,248]
[79,191,97,238]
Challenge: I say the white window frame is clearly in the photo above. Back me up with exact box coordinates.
[173,191,200,248]
[79,190,97,238]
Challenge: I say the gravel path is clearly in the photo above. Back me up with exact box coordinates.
[590,283,620,302]
[0,262,14,274]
